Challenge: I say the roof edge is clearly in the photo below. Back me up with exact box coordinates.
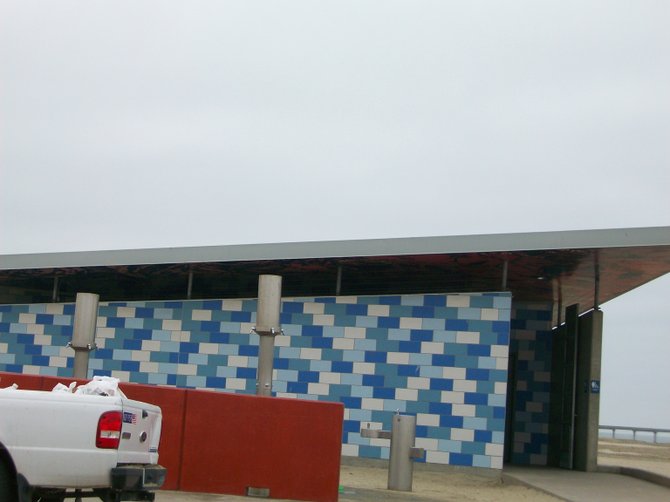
[1,226,669,271]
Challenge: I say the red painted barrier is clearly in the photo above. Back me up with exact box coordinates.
[0,372,344,502]
[180,389,343,502]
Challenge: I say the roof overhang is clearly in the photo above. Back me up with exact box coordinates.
[1,227,669,316]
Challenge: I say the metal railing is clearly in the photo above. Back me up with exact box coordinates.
[599,425,670,444]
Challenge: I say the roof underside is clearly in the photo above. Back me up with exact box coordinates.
[1,227,669,318]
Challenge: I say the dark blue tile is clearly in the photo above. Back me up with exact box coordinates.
[429,379,453,391]
[467,344,490,356]
[346,304,368,315]
[298,371,319,383]
[287,381,308,394]
[332,361,353,373]
[464,393,488,405]
[446,319,468,330]
[466,368,490,381]
[239,345,259,356]
[439,415,463,428]
[399,341,421,353]
[412,306,435,318]
[378,317,399,329]
[231,311,251,322]
[429,402,453,415]
[303,325,323,337]
[432,354,455,366]
[364,351,386,363]
[341,397,362,409]
[373,387,395,399]
[409,330,433,342]
[362,375,384,387]
[36,314,54,324]
[206,377,226,389]
[237,367,255,379]
[121,360,140,372]
[397,365,419,377]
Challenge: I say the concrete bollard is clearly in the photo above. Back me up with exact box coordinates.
[361,414,425,491]
[70,292,99,379]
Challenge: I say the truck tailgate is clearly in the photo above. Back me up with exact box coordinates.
[117,398,162,465]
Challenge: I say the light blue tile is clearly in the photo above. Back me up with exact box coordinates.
[9,323,27,334]
[438,440,462,453]
[458,308,481,320]
[53,315,71,326]
[383,400,406,412]
[188,353,209,365]
[154,308,174,320]
[419,366,442,378]
[157,362,178,373]
[125,318,144,329]
[409,353,432,365]
[341,374,363,386]
[463,417,488,430]
[220,322,242,333]
[159,341,180,352]
[349,409,372,422]
[478,357,497,369]
[152,330,172,341]
[488,394,506,407]
[148,373,168,385]
[218,345,239,355]
[217,366,237,378]
[473,455,491,468]
[113,349,134,360]
[388,329,411,341]
[354,339,377,351]
[433,331,456,343]
[351,386,373,398]
[275,369,298,381]
[186,375,207,388]
[355,317,377,328]
[342,350,365,362]
[400,295,424,306]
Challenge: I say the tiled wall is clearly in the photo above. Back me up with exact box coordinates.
[0,292,512,469]
[509,302,554,465]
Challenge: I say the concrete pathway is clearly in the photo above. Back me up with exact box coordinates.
[503,465,670,502]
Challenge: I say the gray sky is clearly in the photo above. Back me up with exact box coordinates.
[1,1,669,428]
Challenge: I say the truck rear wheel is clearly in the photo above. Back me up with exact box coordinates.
[0,457,18,502]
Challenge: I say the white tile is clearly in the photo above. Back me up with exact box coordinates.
[451,428,475,441]
[274,335,291,347]
[481,308,499,321]
[222,299,243,311]
[342,444,359,457]
[313,314,335,326]
[490,456,503,469]
[407,377,430,390]
[453,380,477,392]
[496,357,508,370]
[303,302,325,315]
[142,340,161,351]
[456,331,479,344]
[227,378,247,390]
[308,383,330,395]
[353,362,376,374]
[177,364,197,376]
[320,372,341,384]
[361,398,385,410]
[333,338,355,350]
[491,345,509,358]
[494,382,507,395]
[132,351,151,362]
[485,443,504,457]
[387,352,410,364]
[442,367,466,379]
[34,334,52,345]
[452,404,476,417]
[117,307,136,318]
[46,304,65,314]
[336,296,358,304]
[399,317,422,329]
[26,324,45,335]
[395,388,418,401]
[50,357,68,368]
[301,348,322,360]
[446,295,471,308]
[111,370,130,381]
[19,313,36,324]
[368,305,390,317]
[191,309,212,321]
[344,327,366,339]
[200,343,219,354]
[162,319,181,331]
[441,391,465,404]
[416,413,440,427]
[421,342,444,354]
[228,355,249,367]
[426,451,450,464]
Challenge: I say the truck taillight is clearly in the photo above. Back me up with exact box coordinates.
[97,411,122,449]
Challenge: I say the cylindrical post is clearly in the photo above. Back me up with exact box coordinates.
[71,292,99,379]
[388,414,417,491]
[255,275,282,396]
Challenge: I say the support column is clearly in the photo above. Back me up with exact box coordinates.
[254,275,283,397]
[573,308,603,471]
[70,292,99,379]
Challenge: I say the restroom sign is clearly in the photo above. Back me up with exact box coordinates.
[590,380,600,394]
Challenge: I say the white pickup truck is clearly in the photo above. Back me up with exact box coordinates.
[0,379,166,502]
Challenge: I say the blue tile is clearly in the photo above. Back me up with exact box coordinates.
[449,453,473,466]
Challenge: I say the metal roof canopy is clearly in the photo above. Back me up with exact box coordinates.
[1,227,669,318]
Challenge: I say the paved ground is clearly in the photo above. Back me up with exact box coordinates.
[154,439,670,502]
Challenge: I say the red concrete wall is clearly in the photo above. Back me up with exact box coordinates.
[0,372,344,502]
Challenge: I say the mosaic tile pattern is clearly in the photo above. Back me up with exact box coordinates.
[0,293,512,468]
[509,302,554,465]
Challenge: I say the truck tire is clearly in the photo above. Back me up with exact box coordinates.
[0,457,18,502]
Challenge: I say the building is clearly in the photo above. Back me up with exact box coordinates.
[1,226,669,471]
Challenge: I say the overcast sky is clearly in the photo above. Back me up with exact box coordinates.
[1,1,669,428]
